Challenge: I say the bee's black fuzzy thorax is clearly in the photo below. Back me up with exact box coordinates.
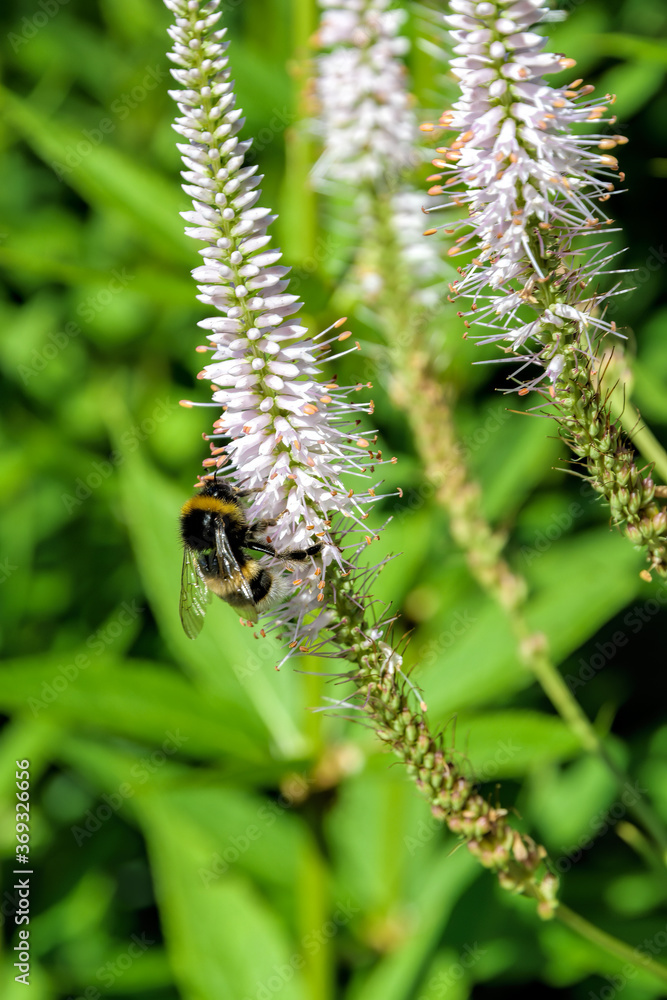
[178,478,322,635]
[179,481,246,552]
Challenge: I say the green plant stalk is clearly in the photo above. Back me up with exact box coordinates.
[323,565,667,982]
[518,226,667,578]
[554,904,667,985]
[393,345,667,864]
[280,0,318,264]
[324,563,559,918]
[513,618,667,863]
[298,840,332,1000]
[615,822,667,895]
[612,391,667,487]
[367,190,667,865]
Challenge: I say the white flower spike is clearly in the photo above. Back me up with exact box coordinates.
[425,0,628,393]
[313,0,418,183]
[165,0,387,640]
[313,2,448,307]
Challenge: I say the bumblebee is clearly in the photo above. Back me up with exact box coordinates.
[179,479,321,637]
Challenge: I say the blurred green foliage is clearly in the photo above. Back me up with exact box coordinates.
[1,1,667,998]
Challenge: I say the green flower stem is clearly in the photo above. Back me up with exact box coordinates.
[324,567,667,978]
[363,190,667,866]
[616,821,667,895]
[326,565,558,917]
[282,0,318,264]
[553,360,667,576]
[613,393,667,487]
[554,903,667,985]
[393,347,667,866]
[518,226,667,577]
[298,841,332,1000]
[513,616,667,863]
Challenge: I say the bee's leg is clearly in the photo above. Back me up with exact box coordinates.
[275,544,322,561]
[250,515,285,532]
[234,485,265,498]
[248,541,319,561]
[245,540,278,558]
[246,510,288,536]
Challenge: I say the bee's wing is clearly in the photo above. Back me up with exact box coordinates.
[214,520,257,606]
[179,549,210,639]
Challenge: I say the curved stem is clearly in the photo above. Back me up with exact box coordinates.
[615,397,667,486]
[512,616,667,863]
[326,565,558,914]
[555,903,667,984]
[367,190,667,868]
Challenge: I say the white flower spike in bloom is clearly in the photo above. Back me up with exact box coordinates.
[313,0,418,183]
[313,2,448,306]
[165,0,388,641]
[424,0,628,393]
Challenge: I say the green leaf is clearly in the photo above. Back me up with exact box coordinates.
[0,658,269,765]
[0,87,190,265]
[136,787,309,1000]
[596,60,666,119]
[525,755,627,855]
[594,33,667,66]
[458,711,582,778]
[415,599,525,717]
[523,528,645,662]
[347,849,479,1000]
[415,527,643,720]
[470,403,563,523]
[327,758,446,915]
[0,717,62,801]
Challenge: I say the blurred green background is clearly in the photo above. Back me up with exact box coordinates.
[1,0,667,998]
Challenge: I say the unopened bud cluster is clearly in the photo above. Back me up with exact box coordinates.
[556,372,667,575]
[324,559,557,916]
